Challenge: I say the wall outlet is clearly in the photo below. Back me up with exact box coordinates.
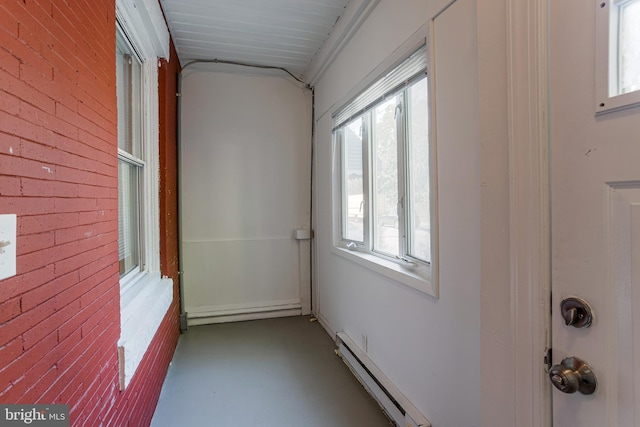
[361,334,368,353]
[0,214,17,281]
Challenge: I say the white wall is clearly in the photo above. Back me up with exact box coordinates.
[312,0,510,425]
[180,69,312,324]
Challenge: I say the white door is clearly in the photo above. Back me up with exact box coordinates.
[550,0,640,425]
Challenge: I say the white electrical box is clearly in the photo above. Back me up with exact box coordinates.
[0,214,17,280]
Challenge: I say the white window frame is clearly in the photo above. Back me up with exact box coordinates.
[115,0,172,391]
[117,27,146,294]
[331,40,439,298]
[596,0,640,114]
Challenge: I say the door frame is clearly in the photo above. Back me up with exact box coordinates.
[506,0,551,425]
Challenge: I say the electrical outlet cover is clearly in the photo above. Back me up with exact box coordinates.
[0,214,17,280]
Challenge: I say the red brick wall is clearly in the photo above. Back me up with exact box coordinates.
[0,1,181,426]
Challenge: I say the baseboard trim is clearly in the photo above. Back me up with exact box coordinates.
[187,301,302,325]
[337,332,431,427]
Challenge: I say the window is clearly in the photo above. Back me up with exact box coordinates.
[116,29,144,284]
[618,0,640,94]
[115,1,172,390]
[333,45,436,293]
[596,0,640,114]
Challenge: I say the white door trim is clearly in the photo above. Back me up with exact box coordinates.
[506,0,552,425]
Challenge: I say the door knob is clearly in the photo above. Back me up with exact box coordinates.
[548,357,597,395]
[560,297,593,328]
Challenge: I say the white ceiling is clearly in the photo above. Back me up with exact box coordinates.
[160,0,350,78]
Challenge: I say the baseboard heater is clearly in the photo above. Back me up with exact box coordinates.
[336,332,431,427]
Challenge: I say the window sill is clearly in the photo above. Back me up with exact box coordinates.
[331,246,437,298]
[118,272,173,390]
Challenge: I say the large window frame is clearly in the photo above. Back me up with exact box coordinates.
[117,26,146,293]
[115,0,172,391]
[332,44,439,297]
[596,0,640,114]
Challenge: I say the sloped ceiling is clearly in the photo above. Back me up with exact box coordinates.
[160,0,350,78]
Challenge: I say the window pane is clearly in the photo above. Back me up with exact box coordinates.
[372,97,399,257]
[342,118,365,242]
[620,0,640,94]
[116,35,142,157]
[118,160,140,277]
[406,78,431,262]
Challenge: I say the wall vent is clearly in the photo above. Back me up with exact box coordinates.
[336,332,431,427]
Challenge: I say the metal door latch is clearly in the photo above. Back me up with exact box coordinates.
[560,297,594,328]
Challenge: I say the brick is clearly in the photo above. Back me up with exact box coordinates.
[18,245,62,274]
[82,269,117,301]
[0,152,57,180]
[53,281,90,312]
[55,243,115,281]
[77,254,118,282]
[19,212,79,235]
[0,87,20,115]
[20,177,79,198]
[21,270,79,312]
[1,196,55,216]
[0,297,21,324]
[0,131,21,156]
[76,184,112,199]
[78,209,116,226]
[81,298,117,340]
[22,365,58,403]
[0,375,27,403]
[54,220,112,245]
[0,265,54,303]
[0,176,21,196]
[24,334,63,389]
[0,10,19,40]
[53,197,97,214]
[96,197,117,211]
[19,100,78,139]
[57,308,87,348]
[0,325,58,388]
[78,128,115,153]
[77,101,116,134]
[22,300,80,350]
[0,68,56,114]
[0,299,56,348]
[16,231,54,256]
[54,166,98,186]
[78,97,116,131]
[0,110,56,147]
[0,338,24,371]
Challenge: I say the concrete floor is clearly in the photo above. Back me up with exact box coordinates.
[150,316,393,427]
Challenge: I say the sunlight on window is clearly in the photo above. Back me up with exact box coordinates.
[407,78,430,263]
[619,0,640,94]
[343,118,365,242]
[372,97,400,257]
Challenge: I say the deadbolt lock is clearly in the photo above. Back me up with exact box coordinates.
[560,297,594,328]
[549,357,597,395]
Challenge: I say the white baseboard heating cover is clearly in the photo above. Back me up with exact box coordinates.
[336,332,431,427]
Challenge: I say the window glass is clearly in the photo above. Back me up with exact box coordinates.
[118,160,140,276]
[116,36,142,157]
[332,45,433,279]
[116,29,144,280]
[372,97,400,257]
[407,78,431,262]
[619,0,640,94]
[342,117,365,242]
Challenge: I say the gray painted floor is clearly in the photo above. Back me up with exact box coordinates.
[150,316,393,427]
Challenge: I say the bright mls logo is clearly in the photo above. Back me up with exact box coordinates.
[0,405,69,427]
